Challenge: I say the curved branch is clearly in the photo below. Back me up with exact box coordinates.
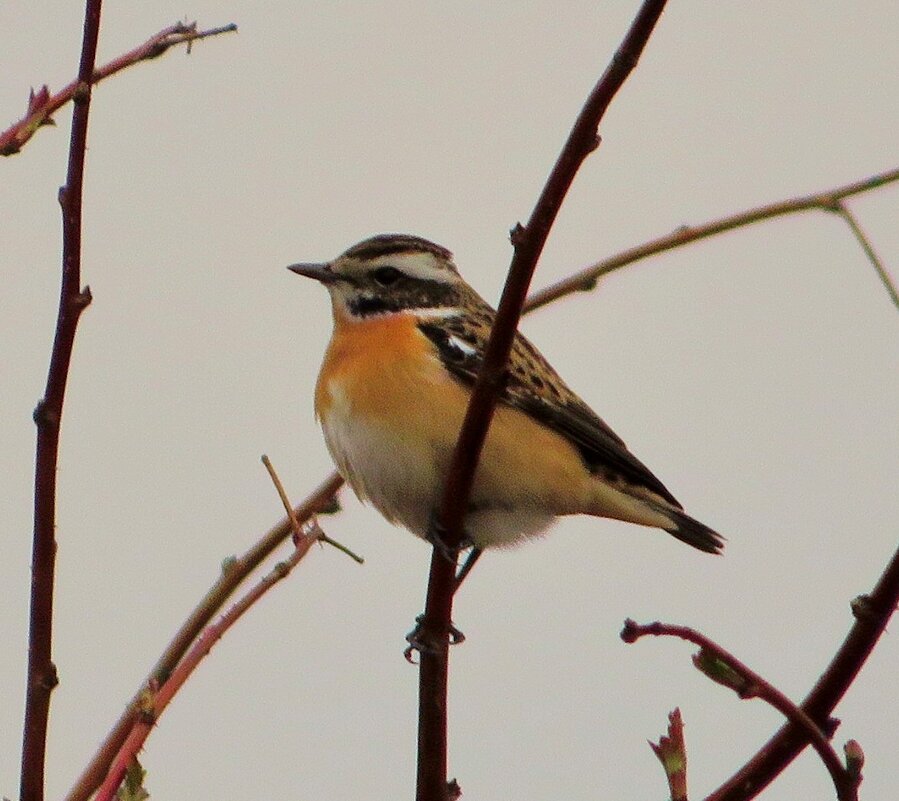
[415,3,670,800]
[525,166,899,313]
[622,620,859,801]
[706,543,899,801]
[1,21,237,156]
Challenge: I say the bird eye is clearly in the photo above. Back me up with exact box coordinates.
[372,266,402,286]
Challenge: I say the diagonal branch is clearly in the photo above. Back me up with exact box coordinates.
[829,200,898,311]
[1,21,237,156]
[706,543,899,801]
[525,166,899,313]
[93,519,330,801]
[63,471,344,801]
[415,3,670,800]
[21,3,103,800]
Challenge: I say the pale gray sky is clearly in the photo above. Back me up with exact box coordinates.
[2,3,897,800]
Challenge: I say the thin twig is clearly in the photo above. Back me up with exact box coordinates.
[414,4,669,800]
[525,167,899,313]
[1,21,237,156]
[63,471,344,801]
[21,3,102,801]
[829,200,899,311]
[262,455,363,562]
[93,520,327,801]
[622,620,859,801]
[706,543,899,801]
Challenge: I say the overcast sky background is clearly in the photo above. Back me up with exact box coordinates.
[2,3,897,800]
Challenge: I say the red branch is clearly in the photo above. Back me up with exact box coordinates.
[93,522,327,801]
[622,620,859,801]
[1,21,237,156]
[20,3,103,800]
[63,471,343,801]
[414,3,669,800]
[706,543,899,801]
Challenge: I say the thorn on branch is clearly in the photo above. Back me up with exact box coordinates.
[39,662,60,691]
[74,285,93,309]
[509,222,527,247]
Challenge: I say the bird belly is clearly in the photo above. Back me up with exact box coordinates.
[320,384,439,539]
[314,315,593,548]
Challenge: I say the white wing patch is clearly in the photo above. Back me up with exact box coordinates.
[447,334,477,358]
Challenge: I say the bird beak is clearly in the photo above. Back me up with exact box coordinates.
[287,262,339,284]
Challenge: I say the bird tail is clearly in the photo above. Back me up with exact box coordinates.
[651,502,725,554]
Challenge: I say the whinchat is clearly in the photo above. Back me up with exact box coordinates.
[289,234,723,556]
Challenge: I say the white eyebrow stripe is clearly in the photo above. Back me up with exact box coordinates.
[371,252,460,283]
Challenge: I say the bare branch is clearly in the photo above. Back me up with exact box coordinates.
[63,471,344,801]
[622,620,859,801]
[93,520,329,801]
[21,4,103,800]
[414,3,670,800]
[1,21,237,156]
[525,166,899,313]
[706,543,899,801]
[828,200,898,311]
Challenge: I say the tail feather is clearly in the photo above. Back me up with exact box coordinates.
[653,503,725,554]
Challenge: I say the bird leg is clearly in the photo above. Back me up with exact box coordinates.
[404,614,466,662]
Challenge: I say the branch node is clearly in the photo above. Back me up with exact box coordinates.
[509,222,527,247]
[843,739,864,783]
[39,662,60,691]
[74,285,93,309]
[72,81,91,104]
[32,398,59,428]
[849,593,880,622]
[136,686,157,726]
[620,617,645,643]
[693,648,753,697]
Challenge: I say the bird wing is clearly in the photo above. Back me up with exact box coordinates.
[417,319,682,509]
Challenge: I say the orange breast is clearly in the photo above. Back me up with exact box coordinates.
[315,311,433,421]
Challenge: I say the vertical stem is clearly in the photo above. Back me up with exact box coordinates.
[21,3,102,800]
[414,2,669,799]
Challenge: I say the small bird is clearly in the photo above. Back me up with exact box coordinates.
[289,234,723,557]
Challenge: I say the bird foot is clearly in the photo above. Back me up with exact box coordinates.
[404,614,466,663]
[426,511,472,565]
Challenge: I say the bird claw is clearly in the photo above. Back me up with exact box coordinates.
[404,614,466,663]
[426,511,472,564]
